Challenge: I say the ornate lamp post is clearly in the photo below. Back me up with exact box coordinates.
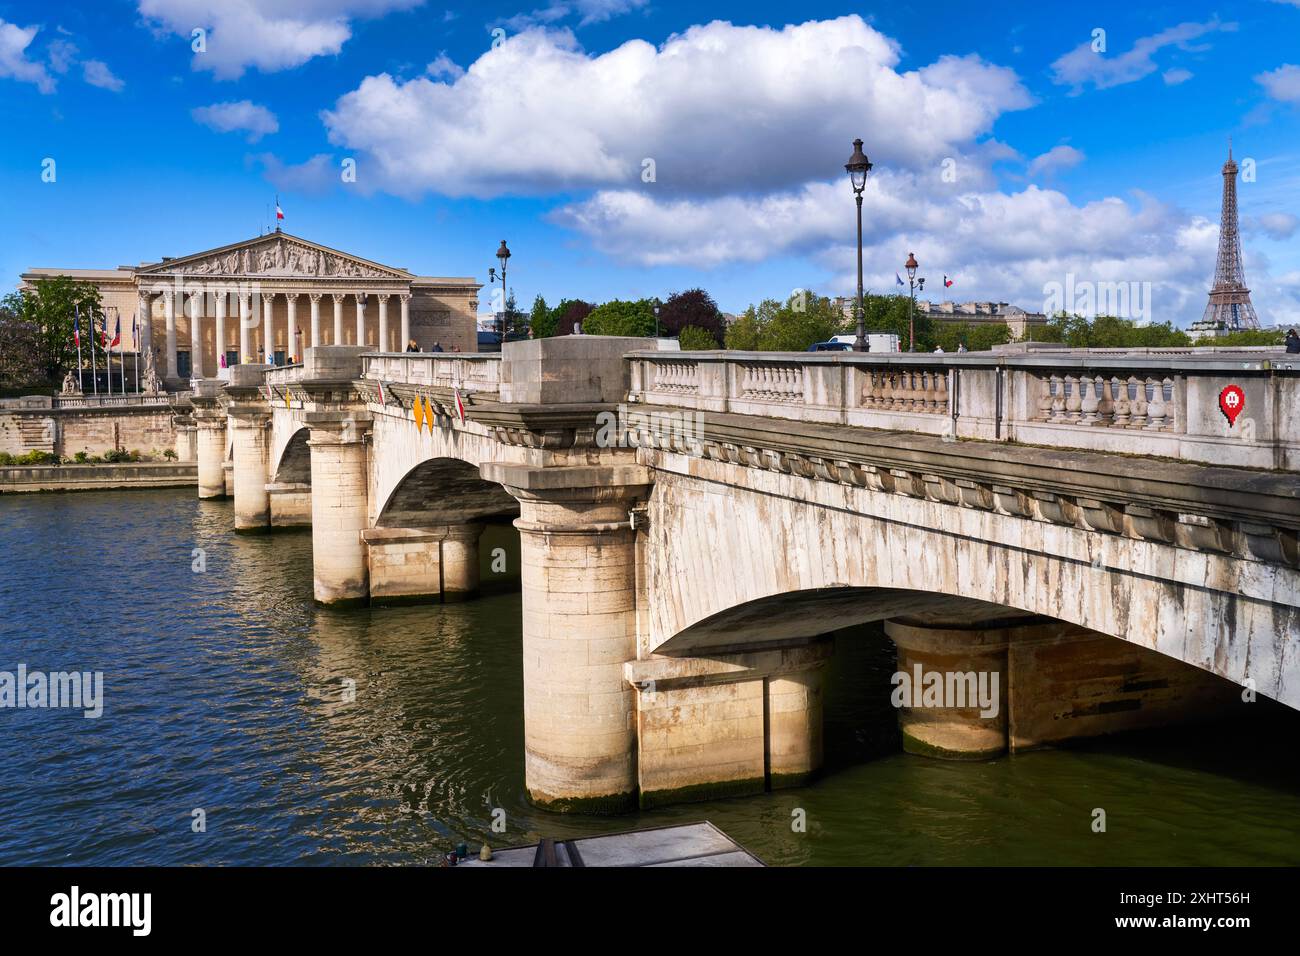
[845,138,873,352]
[904,252,925,352]
[491,240,511,338]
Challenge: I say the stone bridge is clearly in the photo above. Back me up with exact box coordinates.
[191,338,1300,811]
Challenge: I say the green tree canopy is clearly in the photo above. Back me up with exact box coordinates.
[724,291,846,351]
[582,298,657,337]
[1028,313,1191,348]
[659,288,724,344]
[528,294,549,338]
[9,276,104,383]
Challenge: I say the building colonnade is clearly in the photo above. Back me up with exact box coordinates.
[139,287,413,380]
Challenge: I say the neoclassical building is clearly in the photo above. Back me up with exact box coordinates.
[22,230,480,383]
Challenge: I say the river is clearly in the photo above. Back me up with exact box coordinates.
[2,488,1297,866]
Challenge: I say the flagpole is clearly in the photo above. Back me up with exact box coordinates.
[74,306,84,393]
[89,308,98,397]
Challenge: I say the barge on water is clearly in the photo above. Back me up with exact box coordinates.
[457,821,764,868]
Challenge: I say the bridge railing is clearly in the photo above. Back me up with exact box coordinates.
[361,353,501,394]
[625,349,1300,470]
[263,363,305,387]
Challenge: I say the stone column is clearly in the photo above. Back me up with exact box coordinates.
[362,523,485,604]
[884,618,1011,760]
[481,462,651,812]
[768,668,826,788]
[262,293,275,364]
[228,406,273,532]
[195,414,227,498]
[306,411,372,605]
[137,291,152,365]
[286,293,299,363]
[239,294,252,364]
[332,293,344,345]
[377,295,390,352]
[214,292,227,372]
[164,291,179,379]
[399,294,411,349]
[187,292,203,379]
[309,293,322,348]
[355,294,367,347]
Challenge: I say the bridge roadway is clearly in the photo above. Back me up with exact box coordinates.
[190,337,1300,810]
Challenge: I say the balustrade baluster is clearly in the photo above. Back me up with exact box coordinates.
[1049,375,1066,422]
[1080,375,1099,424]
[1036,376,1053,420]
[1129,375,1148,428]
[1096,376,1114,425]
[1065,375,1083,423]
[1111,376,1130,426]
[1145,376,1166,430]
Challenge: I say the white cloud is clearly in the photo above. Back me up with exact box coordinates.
[550,173,1300,327]
[1162,68,1193,85]
[1248,212,1300,240]
[1256,64,1300,103]
[425,53,462,79]
[322,16,1033,198]
[1027,145,1084,178]
[1050,19,1233,94]
[47,38,77,74]
[0,19,55,93]
[503,0,647,30]
[192,100,280,141]
[252,152,337,194]
[83,59,124,91]
[138,0,424,79]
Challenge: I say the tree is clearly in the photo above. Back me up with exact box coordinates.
[723,291,845,351]
[677,326,719,351]
[659,289,724,344]
[0,292,41,388]
[7,277,104,383]
[1204,329,1285,347]
[501,290,529,337]
[549,299,595,336]
[1032,313,1191,348]
[859,294,932,350]
[528,294,549,338]
[582,298,657,337]
[933,321,1011,352]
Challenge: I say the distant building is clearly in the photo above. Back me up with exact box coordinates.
[834,297,1047,339]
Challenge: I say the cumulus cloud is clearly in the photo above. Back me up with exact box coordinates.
[502,0,647,30]
[138,0,423,79]
[550,173,1300,326]
[322,16,1033,198]
[1027,145,1084,178]
[1050,19,1233,94]
[1256,63,1300,103]
[83,59,124,91]
[0,19,55,93]
[1162,68,1193,85]
[192,100,280,141]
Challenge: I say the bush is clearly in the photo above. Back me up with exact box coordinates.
[0,452,12,466]
[73,451,89,463]
[163,448,178,460]
[102,448,140,463]
[678,326,720,351]
[13,450,56,465]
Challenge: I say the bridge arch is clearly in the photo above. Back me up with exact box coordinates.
[376,456,518,527]
[272,427,311,485]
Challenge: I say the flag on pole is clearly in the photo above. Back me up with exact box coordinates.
[377,381,385,405]
[944,275,954,288]
[895,273,905,286]
[109,315,121,348]
[275,197,284,221]
[453,387,466,425]
[413,393,426,431]
[73,307,81,347]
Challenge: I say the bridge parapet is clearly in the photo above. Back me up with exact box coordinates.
[362,353,501,395]
[627,349,1299,470]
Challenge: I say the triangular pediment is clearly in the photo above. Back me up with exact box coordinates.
[136,232,411,280]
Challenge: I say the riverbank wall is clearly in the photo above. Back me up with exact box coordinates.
[0,462,197,493]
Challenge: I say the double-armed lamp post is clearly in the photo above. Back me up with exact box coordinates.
[844,138,873,352]
[904,252,925,352]
[488,240,511,338]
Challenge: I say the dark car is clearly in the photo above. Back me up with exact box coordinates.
[806,340,852,352]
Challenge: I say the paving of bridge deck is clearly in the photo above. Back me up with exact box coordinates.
[459,822,764,867]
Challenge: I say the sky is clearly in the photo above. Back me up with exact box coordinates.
[1,0,1298,327]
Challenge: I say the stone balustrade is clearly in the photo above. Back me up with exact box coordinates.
[626,349,1300,471]
[361,352,501,394]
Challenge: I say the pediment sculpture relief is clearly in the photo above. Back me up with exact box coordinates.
[160,239,398,279]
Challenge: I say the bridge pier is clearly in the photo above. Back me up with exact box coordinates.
[362,523,485,604]
[306,411,372,605]
[884,617,1240,759]
[193,389,228,500]
[483,462,651,813]
[267,482,312,528]
[625,640,832,808]
[228,409,273,532]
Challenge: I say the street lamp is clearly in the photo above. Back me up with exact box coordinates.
[845,138,873,352]
[493,240,511,338]
[654,304,661,337]
[904,252,925,352]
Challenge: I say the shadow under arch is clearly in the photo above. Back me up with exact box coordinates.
[377,455,518,527]
[273,427,311,484]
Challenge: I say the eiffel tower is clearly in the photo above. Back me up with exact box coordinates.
[1197,143,1259,333]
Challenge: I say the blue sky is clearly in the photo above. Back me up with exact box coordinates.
[1,0,1298,326]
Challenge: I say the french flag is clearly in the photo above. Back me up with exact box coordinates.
[275,199,284,221]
